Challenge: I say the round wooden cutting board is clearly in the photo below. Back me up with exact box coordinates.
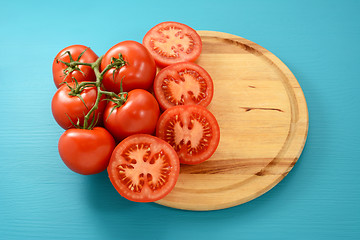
[156,31,308,211]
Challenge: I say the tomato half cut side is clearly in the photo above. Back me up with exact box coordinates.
[156,105,220,165]
[143,21,202,68]
[108,134,180,202]
[154,62,214,110]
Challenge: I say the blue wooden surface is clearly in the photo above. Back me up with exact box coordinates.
[1,0,359,239]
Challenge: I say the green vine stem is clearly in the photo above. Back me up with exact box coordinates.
[59,50,128,129]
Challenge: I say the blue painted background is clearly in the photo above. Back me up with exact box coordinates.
[1,0,359,239]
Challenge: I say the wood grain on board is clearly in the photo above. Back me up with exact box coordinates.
[156,31,309,211]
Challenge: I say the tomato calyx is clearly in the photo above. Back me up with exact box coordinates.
[56,48,93,83]
[109,53,128,79]
[64,78,94,105]
[103,81,128,121]
[65,111,100,130]
[57,53,129,130]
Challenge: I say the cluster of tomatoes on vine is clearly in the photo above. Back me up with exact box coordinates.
[51,21,220,203]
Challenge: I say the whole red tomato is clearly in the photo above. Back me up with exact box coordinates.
[52,45,98,88]
[51,82,106,129]
[58,127,115,175]
[100,41,156,93]
[103,89,160,142]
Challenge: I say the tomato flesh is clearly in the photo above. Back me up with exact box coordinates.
[143,22,202,68]
[156,105,220,165]
[154,62,213,110]
[108,134,180,202]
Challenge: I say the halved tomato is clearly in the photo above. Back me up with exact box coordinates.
[153,62,214,110]
[156,105,220,165]
[108,134,180,202]
[143,21,202,68]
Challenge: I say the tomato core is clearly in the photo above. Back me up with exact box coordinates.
[118,143,171,193]
[108,134,180,202]
[143,22,202,67]
[156,105,220,165]
[164,111,213,156]
[162,68,208,105]
[150,26,196,59]
[154,62,213,110]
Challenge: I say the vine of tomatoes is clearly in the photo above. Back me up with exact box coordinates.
[51,21,220,203]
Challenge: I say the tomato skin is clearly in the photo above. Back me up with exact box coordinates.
[52,45,98,88]
[58,127,115,175]
[103,89,160,142]
[156,105,220,165]
[153,62,214,110]
[108,134,180,202]
[51,82,106,129]
[100,41,156,93]
[143,21,202,68]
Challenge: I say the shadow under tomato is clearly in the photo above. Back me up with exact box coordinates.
[83,170,138,211]
[81,166,304,240]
